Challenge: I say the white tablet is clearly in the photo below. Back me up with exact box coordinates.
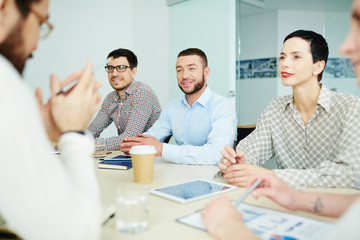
[150,179,237,203]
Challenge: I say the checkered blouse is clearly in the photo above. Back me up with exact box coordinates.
[237,85,360,189]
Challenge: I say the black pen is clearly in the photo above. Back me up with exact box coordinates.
[102,212,115,226]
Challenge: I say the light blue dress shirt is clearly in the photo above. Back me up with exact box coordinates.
[145,86,237,165]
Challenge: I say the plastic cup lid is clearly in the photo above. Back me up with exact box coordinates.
[129,145,157,155]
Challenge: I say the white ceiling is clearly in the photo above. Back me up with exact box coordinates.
[240,0,352,17]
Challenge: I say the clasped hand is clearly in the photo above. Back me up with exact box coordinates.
[218,145,273,187]
[36,61,102,142]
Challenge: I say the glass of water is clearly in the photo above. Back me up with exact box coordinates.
[94,144,106,158]
[115,184,149,234]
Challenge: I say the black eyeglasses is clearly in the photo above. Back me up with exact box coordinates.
[105,65,131,73]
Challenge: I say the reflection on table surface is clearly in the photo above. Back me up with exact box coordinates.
[153,180,229,201]
[97,151,360,240]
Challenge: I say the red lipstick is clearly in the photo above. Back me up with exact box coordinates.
[281,72,293,78]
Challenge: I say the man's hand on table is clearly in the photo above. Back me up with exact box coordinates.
[121,135,163,156]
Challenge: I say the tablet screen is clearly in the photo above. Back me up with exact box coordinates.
[150,179,236,203]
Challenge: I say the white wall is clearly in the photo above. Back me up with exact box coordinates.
[132,0,170,107]
[323,11,360,97]
[325,12,350,58]
[238,11,278,125]
[241,11,278,60]
[169,0,236,103]
[24,0,134,101]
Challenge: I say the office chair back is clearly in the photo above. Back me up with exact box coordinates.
[236,124,256,146]
[163,135,172,144]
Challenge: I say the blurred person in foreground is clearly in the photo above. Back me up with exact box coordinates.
[0,0,102,239]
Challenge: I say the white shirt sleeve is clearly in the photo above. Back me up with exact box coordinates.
[0,56,101,240]
[325,198,360,240]
[0,123,101,240]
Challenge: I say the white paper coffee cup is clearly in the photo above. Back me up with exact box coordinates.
[130,146,157,184]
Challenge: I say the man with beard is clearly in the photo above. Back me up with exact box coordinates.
[120,48,237,165]
[0,0,102,239]
[88,48,161,151]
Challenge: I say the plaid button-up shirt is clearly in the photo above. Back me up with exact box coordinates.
[88,81,161,150]
[237,85,360,189]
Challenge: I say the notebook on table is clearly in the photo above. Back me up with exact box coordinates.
[98,154,132,170]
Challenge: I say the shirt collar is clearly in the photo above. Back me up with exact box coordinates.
[284,84,331,113]
[112,80,136,101]
[124,79,137,95]
[0,54,21,79]
[316,85,332,113]
[181,85,211,108]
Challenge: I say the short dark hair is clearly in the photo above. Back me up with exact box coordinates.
[177,48,208,68]
[107,48,138,69]
[15,0,41,17]
[284,30,328,82]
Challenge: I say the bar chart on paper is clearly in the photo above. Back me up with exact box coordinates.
[239,204,333,240]
[177,203,334,240]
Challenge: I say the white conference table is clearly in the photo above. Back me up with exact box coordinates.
[97,151,359,240]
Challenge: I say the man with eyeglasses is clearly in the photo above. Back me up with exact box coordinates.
[88,48,161,151]
[0,0,102,239]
